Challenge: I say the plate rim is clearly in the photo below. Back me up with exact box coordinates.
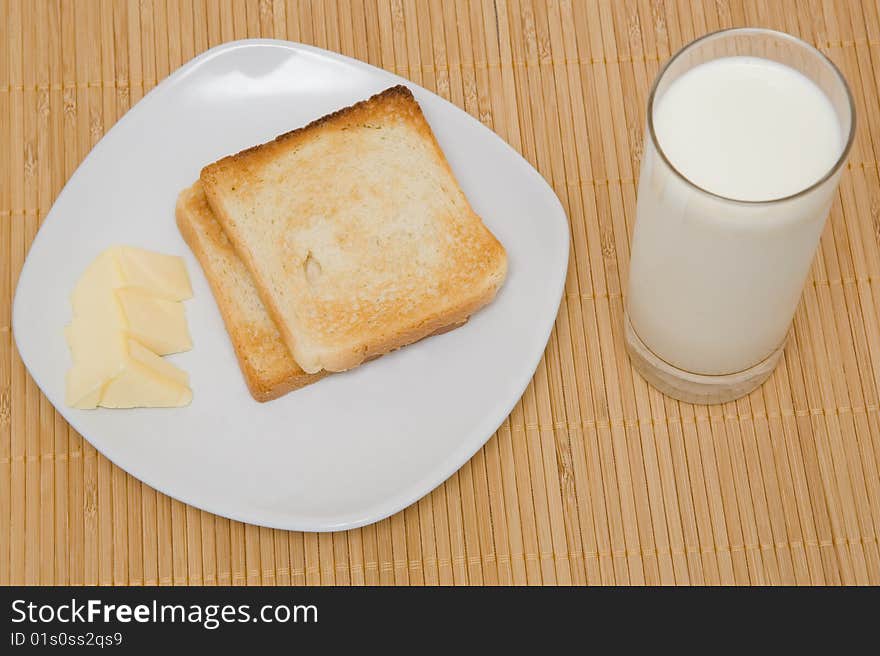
[12,38,570,532]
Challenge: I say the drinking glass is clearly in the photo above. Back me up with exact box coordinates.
[625,28,855,404]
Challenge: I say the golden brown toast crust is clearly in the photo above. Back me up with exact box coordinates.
[200,85,508,373]
[204,86,418,171]
[175,182,327,401]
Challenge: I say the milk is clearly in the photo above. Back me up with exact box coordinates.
[627,56,845,376]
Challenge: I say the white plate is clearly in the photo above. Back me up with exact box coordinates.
[13,40,569,531]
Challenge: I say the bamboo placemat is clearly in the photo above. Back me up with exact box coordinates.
[2,0,880,586]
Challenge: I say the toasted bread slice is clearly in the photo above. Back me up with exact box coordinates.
[176,181,327,401]
[200,85,507,373]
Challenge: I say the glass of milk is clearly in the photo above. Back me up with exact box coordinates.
[625,28,855,404]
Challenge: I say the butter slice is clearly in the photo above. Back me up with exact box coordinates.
[116,246,193,301]
[69,250,191,356]
[117,288,192,355]
[65,246,193,409]
[100,340,191,408]
[71,249,126,318]
[66,333,191,409]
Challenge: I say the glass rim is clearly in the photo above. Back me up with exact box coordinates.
[646,27,857,205]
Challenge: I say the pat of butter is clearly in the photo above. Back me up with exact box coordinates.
[116,246,193,301]
[100,340,191,408]
[71,248,192,355]
[65,246,193,409]
[66,334,191,409]
[66,330,192,409]
[117,288,192,356]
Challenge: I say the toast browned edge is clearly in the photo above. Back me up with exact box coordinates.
[204,85,416,171]
[200,85,507,373]
[175,182,327,401]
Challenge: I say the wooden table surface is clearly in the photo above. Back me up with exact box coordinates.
[3,0,880,585]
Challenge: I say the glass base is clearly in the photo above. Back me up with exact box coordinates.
[624,312,784,405]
